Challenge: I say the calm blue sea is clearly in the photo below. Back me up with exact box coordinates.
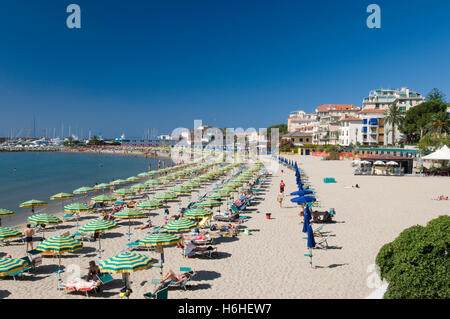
[0,152,172,226]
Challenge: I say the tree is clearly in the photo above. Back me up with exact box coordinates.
[264,124,288,141]
[384,105,404,146]
[426,111,450,135]
[400,100,447,143]
[375,215,450,299]
[279,138,293,152]
[417,133,450,154]
[426,88,446,102]
[87,135,104,145]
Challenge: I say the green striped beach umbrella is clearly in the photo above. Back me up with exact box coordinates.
[50,193,75,200]
[169,186,191,195]
[136,200,163,210]
[79,220,118,257]
[91,195,116,203]
[79,220,117,234]
[50,193,76,213]
[0,257,28,277]
[145,179,163,186]
[139,233,182,247]
[73,186,95,194]
[36,235,83,279]
[206,192,228,199]
[137,172,152,178]
[154,192,178,202]
[114,209,147,238]
[184,208,213,220]
[98,252,155,274]
[195,199,222,208]
[64,202,93,212]
[28,213,62,225]
[181,181,200,189]
[0,227,22,241]
[114,209,146,219]
[130,183,148,191]
[36,235,83,254]
[0,209,14,217]
[19,199,48,214]
[126,176,140,182]
[164,218,198,233]
[94,183,112,190]
[28,213,63,239]
[111,179,127,186]
[113,188,136,197]
[158,175,176,182]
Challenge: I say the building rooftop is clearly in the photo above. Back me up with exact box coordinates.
[340,117,364,122]
[316,104,361,112]
[358,109,386,114]
[283,131,313,138]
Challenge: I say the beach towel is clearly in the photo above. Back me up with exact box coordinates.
[65,278,98,292]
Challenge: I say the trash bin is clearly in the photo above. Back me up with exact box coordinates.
[266,213,271,220]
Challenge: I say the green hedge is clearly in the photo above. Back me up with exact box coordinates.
[375,215,450,299]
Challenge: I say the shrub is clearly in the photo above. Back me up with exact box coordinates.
[375,215,450,299]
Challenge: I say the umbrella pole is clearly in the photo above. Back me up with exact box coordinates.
[98,235,102,260]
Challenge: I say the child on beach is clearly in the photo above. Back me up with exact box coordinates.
[277,192,284,208]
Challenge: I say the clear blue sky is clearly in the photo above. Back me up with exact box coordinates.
[1,0,449,139]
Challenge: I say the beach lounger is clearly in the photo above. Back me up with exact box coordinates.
[213,212,239,222]
[183,243,218,259]
[168,267,196,290]
[143,286,168,299]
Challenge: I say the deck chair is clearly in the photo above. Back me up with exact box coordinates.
[315,236,329,249]
[197,216,211,229]
[168,267,196,290]
[143,286,168,299]
[97,273,114,286]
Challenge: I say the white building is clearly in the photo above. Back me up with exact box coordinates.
[339,118,364,146]
[362,87,425,111]
[287,110,317,132]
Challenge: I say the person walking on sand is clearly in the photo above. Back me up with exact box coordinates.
[277,192,284,208]
[280,180,285,193]
[23,224,35,251]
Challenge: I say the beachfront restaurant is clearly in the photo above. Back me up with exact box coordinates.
[356,155,414,175]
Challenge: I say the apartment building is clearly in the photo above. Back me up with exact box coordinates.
[362,87,425,111]
[339,118,364,146]
[287,110,317,132]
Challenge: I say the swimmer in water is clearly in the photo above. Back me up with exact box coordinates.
[13,168,16,172]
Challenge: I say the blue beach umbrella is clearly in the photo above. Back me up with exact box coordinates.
[291,195,316,204]
[290,190,313,196]
[306,224,316,248]
[302,204,311,233]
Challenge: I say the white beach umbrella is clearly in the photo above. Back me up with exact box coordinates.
[386,161,398,166]
[373,161,385,166]
[360,160,371,165]
[352,159,361,164]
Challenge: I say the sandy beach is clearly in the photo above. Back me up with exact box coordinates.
[1,155,449,299]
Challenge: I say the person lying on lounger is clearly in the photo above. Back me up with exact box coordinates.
[160,269,195,285]
[135,220,152,230]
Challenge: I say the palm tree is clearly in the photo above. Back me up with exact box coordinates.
[426,111,450,135]
[384,105,404,146]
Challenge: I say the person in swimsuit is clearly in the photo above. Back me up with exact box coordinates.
[23,224,35,251]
